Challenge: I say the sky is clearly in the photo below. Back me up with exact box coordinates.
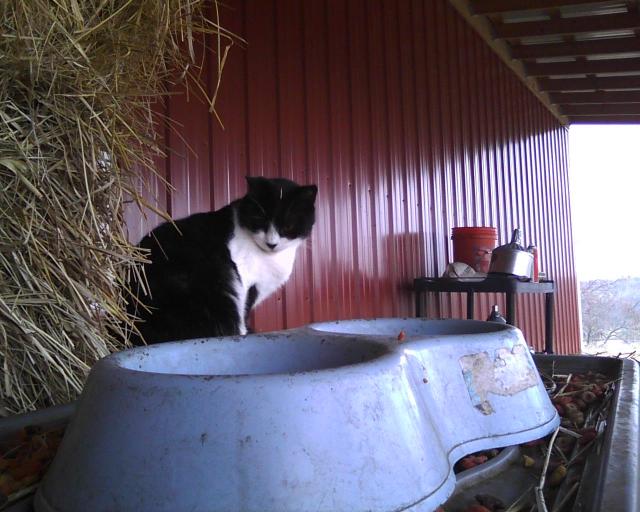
[569,125,640,281]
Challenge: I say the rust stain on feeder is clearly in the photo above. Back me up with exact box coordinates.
[460,345,538,415]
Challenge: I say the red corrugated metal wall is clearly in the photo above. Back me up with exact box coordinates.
[125,0,581,353]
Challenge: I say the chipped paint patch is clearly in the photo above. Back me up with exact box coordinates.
[460,345,538,415]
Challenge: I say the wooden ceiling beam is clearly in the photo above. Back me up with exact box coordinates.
[537,74,640,90]
[561,103,640,114]
[568,114,640,122]
[511,37,640,59]
[447,0,568,124]
[495,13,640,39]
[525,57,640,75]
[450,0,640,124]
[471,0,612,15]
[549,90,640,102]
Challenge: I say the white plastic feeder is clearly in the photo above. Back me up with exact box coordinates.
[35,319,558,512]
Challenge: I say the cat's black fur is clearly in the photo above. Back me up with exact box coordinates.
[127,177,317,344]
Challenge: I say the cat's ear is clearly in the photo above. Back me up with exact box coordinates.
[297,185,318,204]
[245,176,269,197]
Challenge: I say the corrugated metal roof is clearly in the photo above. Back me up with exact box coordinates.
[450,0,640,124]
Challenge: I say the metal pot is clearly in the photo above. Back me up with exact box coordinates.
[488,229,534,279]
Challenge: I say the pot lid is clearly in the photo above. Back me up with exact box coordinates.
[493,228,527,254]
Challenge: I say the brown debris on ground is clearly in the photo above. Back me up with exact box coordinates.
[444,368,615,512]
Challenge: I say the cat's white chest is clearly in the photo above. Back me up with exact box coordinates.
[228,225,300,333]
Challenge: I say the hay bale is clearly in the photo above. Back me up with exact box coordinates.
[0,0,236,414]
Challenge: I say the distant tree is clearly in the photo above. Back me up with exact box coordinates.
[581,279,640,344]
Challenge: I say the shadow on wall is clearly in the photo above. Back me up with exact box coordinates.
[297,231,427,321]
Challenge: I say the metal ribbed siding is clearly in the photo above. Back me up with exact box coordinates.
[125,0,581,353]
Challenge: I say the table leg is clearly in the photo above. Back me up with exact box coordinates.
[545,292,555,354]
[506,292,515,325]
[466,291,475,320]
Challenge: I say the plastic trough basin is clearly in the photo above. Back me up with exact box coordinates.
[35,319,559,512]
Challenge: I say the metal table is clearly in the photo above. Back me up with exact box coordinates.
[413,276,555,353]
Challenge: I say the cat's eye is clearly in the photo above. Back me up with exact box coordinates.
[281,222,296,234]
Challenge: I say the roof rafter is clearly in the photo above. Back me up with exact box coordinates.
[511,37,640,59]
[495,13,640,39]
[549,90,640,103]
[525,57,640,76]
[537,75,640,90]
[561,103,640,114]
[569,114,640,122]
[471,0,613,15]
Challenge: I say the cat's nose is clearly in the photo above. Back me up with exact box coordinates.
[266,242,277,250]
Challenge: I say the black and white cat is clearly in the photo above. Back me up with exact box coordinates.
[127,177,317,344]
